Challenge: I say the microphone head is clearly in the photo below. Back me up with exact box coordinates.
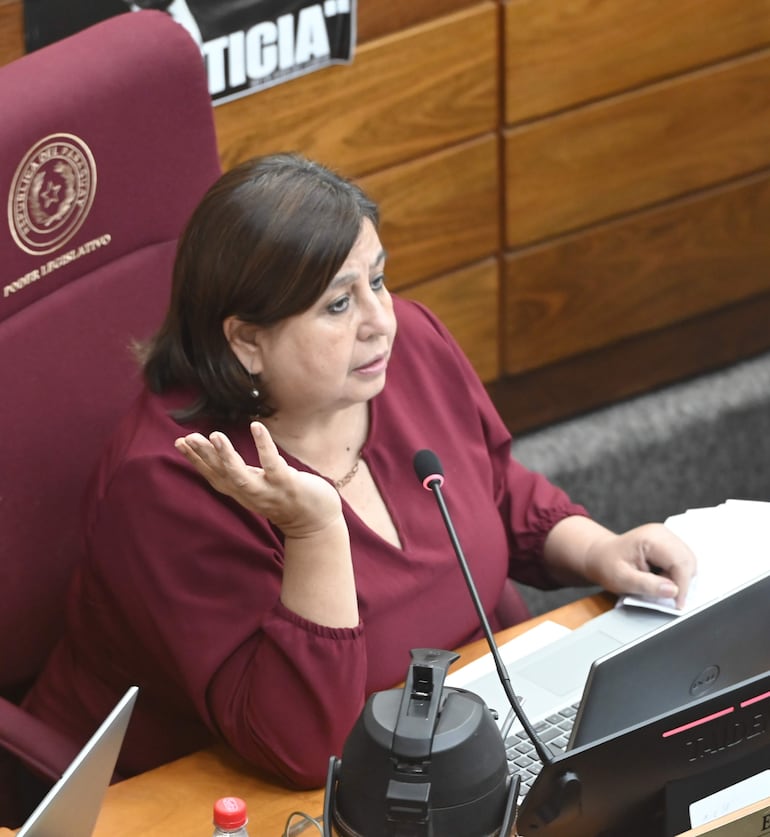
[413,449,444,490]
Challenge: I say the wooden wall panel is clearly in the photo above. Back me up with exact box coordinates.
[504,0,770,124]
[502,172,770,375]
[504,49,770,247]
[0,1,23,65]
[402,258,500,381]
[360,134,500,287]
[213,3,498,174]
[357,0,479,42]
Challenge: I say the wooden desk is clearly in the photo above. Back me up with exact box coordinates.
[4,594,612,837]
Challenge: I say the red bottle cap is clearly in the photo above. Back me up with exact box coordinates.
[213,796,247,829]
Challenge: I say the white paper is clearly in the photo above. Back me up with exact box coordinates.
[618,499,770,616]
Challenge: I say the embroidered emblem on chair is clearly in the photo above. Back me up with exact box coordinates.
[8,133,97,256]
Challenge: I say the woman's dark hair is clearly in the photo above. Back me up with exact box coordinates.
[141,153,379,424]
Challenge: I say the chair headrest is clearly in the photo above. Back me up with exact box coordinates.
[1,9,221,324]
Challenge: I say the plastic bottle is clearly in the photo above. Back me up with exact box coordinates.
[212,796,249,836]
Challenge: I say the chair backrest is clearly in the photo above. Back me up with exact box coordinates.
[0,10,221,697]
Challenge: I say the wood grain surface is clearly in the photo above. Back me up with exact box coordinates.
[504,49,770,247]
[504,0,770,123]
[361,134,500,287]
[403,257,500,382]
[503,171,770,373]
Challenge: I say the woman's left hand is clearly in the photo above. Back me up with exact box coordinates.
[582,523,697,608]
[545,517,697,609]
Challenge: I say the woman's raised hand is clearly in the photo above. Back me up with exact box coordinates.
[177,421,358,626]
[175,421,343,539]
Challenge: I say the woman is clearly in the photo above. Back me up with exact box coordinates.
[25,154,695,789]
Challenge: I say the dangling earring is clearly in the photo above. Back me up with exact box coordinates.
[249,356,260,400]
[249,376,261,417]
[248,352,261,413]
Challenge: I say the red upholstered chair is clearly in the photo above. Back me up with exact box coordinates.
[0,10,221,824]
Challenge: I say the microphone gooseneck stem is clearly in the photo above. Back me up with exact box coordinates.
[429,480,554,768]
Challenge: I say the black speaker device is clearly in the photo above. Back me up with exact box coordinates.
[323,648,519,837]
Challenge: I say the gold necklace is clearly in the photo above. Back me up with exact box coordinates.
[333,451,362,490]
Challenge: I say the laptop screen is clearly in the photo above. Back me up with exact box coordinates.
[571,571,770,748]
[18,686,138,837]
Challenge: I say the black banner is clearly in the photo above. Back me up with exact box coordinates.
[24,0,356,105]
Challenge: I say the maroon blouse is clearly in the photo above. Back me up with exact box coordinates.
[26,297,586,788]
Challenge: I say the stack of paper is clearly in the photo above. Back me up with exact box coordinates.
[619,499,770,616]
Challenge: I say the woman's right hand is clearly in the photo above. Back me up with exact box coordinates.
[175,422,358,627]
[175,421,342,539]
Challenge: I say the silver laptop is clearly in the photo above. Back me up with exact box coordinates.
[456,571,770,794]
[18,686,138,837]
[458,604,671,734]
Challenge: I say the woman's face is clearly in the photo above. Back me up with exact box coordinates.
[251,218,397,419]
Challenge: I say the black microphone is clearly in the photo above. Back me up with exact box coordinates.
[412,448,554,769]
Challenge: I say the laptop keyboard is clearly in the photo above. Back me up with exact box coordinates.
[504,702,579,794]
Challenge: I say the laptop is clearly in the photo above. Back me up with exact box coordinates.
[18,686,138,837]
[451,571,770,795]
